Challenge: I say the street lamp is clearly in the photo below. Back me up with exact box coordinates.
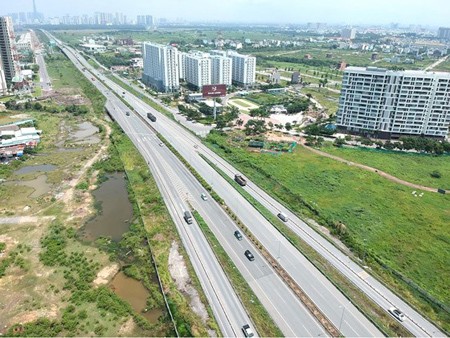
[339,305,346,332]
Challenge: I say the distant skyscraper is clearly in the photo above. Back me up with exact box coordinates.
[142,42,179,92]
[341,28,356,40]
[0,16,20,83]
[438,27,450,40]
[137,15,153,27]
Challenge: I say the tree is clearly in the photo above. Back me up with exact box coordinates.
[285,122,292,131]
[333,137,345,147]
[244,119,266,135]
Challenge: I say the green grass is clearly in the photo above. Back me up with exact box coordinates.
[193,211,283,337]
[320,145,450,189]
[205,131,450,332]
[230,98,254,108]
[300,87,340,114]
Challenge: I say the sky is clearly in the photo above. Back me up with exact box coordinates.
[1,0,450,26]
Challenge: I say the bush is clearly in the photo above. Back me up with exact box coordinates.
[430,170,442,179]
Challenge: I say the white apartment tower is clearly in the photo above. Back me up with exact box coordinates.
[210,55,232,86]
[0,16,20,83]
[336,67,450,138]
[228,51,256,86]
[0,64,7,96]
[184,52,211,89]
[142,42,179,92]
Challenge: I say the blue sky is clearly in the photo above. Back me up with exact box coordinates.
[1,0,450,26]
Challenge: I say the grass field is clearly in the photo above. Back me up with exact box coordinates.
[300,87,340,114]
[205,131,450,331]
[321,145,450,189]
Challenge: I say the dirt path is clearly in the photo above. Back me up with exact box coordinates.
[0,216,55,224]
[302,143,438,193]
[62,122,111,205]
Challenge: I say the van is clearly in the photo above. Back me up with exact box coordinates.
[184,211,193,224]
[277,212,288,222]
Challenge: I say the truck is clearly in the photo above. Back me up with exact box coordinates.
[234,174,247,186]
[147,112,157,122]
[183,211,193,224]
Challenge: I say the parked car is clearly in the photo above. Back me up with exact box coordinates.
[234,230,243,240]
[244,250,255,261]
[201,193,208,201]
[388,307,405,322]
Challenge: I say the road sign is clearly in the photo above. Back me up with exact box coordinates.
[202,84,227,97]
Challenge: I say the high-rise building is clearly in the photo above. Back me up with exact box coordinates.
[137,15,153,27]
[336,67,450,139]
[227,51,256,86]
[0,63,7,96]
[210,55,232,86]
[184,52,211,89]
[341,28,356,40]
[142,42,179,92]
[0,16,20,84]
[437,27,450,40]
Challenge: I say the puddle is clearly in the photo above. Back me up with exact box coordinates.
[14,164,56,175]
[70,121,100,144]
[5,175,52,198]
[110,271,163,323]
[80,173,133,242]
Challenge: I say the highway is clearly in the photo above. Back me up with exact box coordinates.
[47,31,445,337]
[50,36,330,337]
[35,51,52,92]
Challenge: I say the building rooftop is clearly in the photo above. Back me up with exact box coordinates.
[345,66,450,77]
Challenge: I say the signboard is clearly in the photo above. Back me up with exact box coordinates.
[202,84,227,98]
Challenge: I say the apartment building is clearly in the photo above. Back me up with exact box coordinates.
[142,42,179,92]
[438,27,450,40]
[210,55,232,86]
[184,52,211,89]
[336,66,450,139]
[0,16,20,83]
[228,51,256,86]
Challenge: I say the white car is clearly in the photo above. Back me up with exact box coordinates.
[388,307,405,322]
[201,193,208,201]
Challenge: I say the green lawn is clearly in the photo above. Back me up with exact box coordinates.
[230,98,256,109]
[300,87,340,114]
[205,131,450,330]
[321,145,450,189]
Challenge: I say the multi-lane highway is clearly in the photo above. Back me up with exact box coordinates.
[46,31,445,337]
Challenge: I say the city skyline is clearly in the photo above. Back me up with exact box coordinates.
[1,0,450,26]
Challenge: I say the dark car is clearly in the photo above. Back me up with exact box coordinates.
[234,230,243,240]
[244,250,255,261]
[126,112,130,116]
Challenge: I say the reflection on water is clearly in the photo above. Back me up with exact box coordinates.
[110,271,163,323]
[80,173,133,242]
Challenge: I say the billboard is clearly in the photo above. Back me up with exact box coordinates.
[202,84,227,97]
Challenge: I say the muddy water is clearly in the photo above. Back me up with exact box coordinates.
[14,164,56,175]
[110,272,163,323]
[80,173,133,242]
[5,175,52,198]
[71,121,100,144]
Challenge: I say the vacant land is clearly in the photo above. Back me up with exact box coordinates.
[205,131,450,330]
[321,145,450,189]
